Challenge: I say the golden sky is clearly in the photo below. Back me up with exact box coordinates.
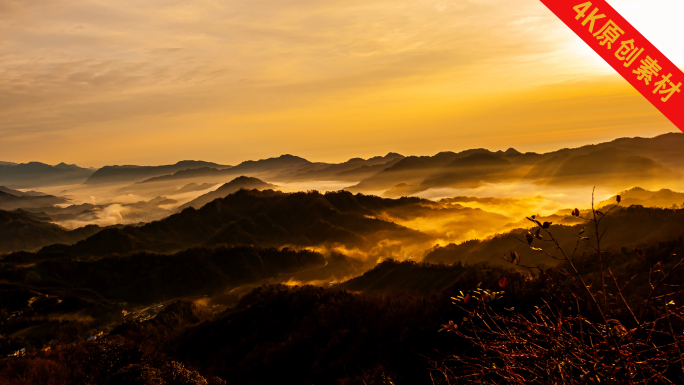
[0,0,682,167]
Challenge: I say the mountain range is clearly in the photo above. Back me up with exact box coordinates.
[348,133,684,196]
[84,160,231,185]
[0,186,69,211]
[2,134,682,195]
[39,189,431,256]
[0,162,94,188]
[599,187,684,209]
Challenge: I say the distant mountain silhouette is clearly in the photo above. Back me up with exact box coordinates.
[137,167,228,184]
[178,176,278,210]
[444,152,510,168]
[0,210,102,253]
[503,147,522,156]
[84,160,230,185]
[333,157,404,181]
[0,186,49,197]
[599,187,684,209]
[136,155,311,185]
[532,147,671,185]
[41,189,430,256]
[521,135,682,185]
[418,152,515,190]
[6,133,681,196]
[54,162,94,171]
[272,153,404,182]
[172,183,218,195]
[0,162,94,189]
[348,133,683,196]
[348,149,528,194]
[228,154,311,175]
[0,189,69,211]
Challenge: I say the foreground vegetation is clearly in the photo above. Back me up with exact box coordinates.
[432,195,684,384]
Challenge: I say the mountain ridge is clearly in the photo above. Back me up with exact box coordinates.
[84,160,231,185]
[2,133,682,194]
[178,176,279,210]
[0,162,94,188]
[39,189,432,256]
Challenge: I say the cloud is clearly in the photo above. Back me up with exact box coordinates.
[0,0,680,166]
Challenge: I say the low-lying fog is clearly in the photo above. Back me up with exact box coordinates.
[27,174,684,257]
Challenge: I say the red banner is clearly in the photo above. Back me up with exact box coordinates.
[540,0,684,133]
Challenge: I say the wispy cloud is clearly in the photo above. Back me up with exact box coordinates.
[0,0,680,166]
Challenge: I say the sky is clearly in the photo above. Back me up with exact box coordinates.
[0,0,682,168]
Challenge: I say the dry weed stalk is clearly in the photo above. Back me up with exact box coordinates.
[432,190,684,384]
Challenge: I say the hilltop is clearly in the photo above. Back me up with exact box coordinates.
[178,176,278,210]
